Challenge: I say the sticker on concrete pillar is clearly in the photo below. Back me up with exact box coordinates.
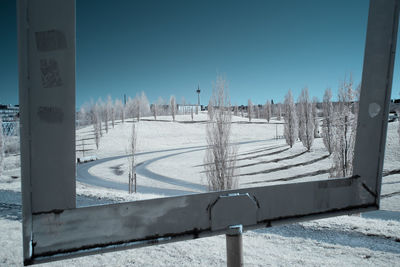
[37,106,64,123]
[368,102,381,118]
[35,30,67,52]
[40,58,63,88]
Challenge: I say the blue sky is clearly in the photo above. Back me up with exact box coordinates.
[1,0,400,107]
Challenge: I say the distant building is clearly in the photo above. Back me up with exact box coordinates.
[0,104,19,136]
[0,104,19,121]
[177,104,201,113]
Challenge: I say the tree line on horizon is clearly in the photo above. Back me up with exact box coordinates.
[77,92,202,150]
[71,75,400,194]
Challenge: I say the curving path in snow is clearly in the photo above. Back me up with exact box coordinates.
[78,138,400,198]
[77,146,205,196]
[77,139,267,196]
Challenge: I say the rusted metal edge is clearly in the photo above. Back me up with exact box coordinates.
[28,205,377,265]
[26,203,377,265]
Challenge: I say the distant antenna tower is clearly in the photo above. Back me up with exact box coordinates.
[196,85,201,106]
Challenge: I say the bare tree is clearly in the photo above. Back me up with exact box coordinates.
[204,76,238,191]
[331,77,356,178]
[156,96,167,115]
[283,90,298,148]
[106,95,115,129]
[115,99,124,123]
[133,95,141,121]
[191,106,194,121]
[152,103,158,120]
[103,96,110,133]
[152,96,165,119]
[170,95,176,121]
[353,84,361,133]
[297,88,314,151]
[125,97,135,119]
[248,99,253,122]
[181,97,186,115]
[95,99,104,136]
[131,92,150,122]
[296,101,302,142]
[234,104,238,116]
[98,98,109,134]
[91,104,101,149]
[253,104,259,119]
[140,92,150,117]
[208,99,214,121]
[312,97,319,138]
[264,100,271,123]
[104,104,108,134]
[322,88,334,154]
[127,122,137,193]
[77,105,89,127]
[277,103,282,121]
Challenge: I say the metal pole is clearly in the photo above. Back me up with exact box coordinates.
[128,173,131,194]
[134,173,137,193]
[226,225,243,267]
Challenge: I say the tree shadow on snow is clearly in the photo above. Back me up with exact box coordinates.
[254,223,400,254]
[241,154,330,176]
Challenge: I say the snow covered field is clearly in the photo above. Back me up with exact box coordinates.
[1,113,399,266]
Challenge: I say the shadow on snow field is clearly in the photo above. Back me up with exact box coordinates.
[240,154,330,176]
[77,140,266,196]
[237,150,307,168]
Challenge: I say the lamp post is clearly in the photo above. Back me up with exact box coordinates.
[196,85,201,106]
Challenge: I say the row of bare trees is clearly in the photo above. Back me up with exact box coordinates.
[241,100,281,122]
[282,77,359,178]
[78,93,184,150]
[204,77,342,191]
[78,94,184,128]
[283,88,320,151]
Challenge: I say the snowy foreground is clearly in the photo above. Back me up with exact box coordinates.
[1,113,400,266]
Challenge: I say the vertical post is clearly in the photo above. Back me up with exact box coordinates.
[134,173,137,193]
[196,86,201,109]
[18,0,76,264]
[128,172,131,193]
[353,0,400,205]
[226,225,243,267]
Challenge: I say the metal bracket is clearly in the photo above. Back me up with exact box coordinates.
[210,193,259,231]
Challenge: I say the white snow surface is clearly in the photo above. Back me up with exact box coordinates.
[0,113,399,266]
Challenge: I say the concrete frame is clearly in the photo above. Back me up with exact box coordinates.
[18,0,399,265]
